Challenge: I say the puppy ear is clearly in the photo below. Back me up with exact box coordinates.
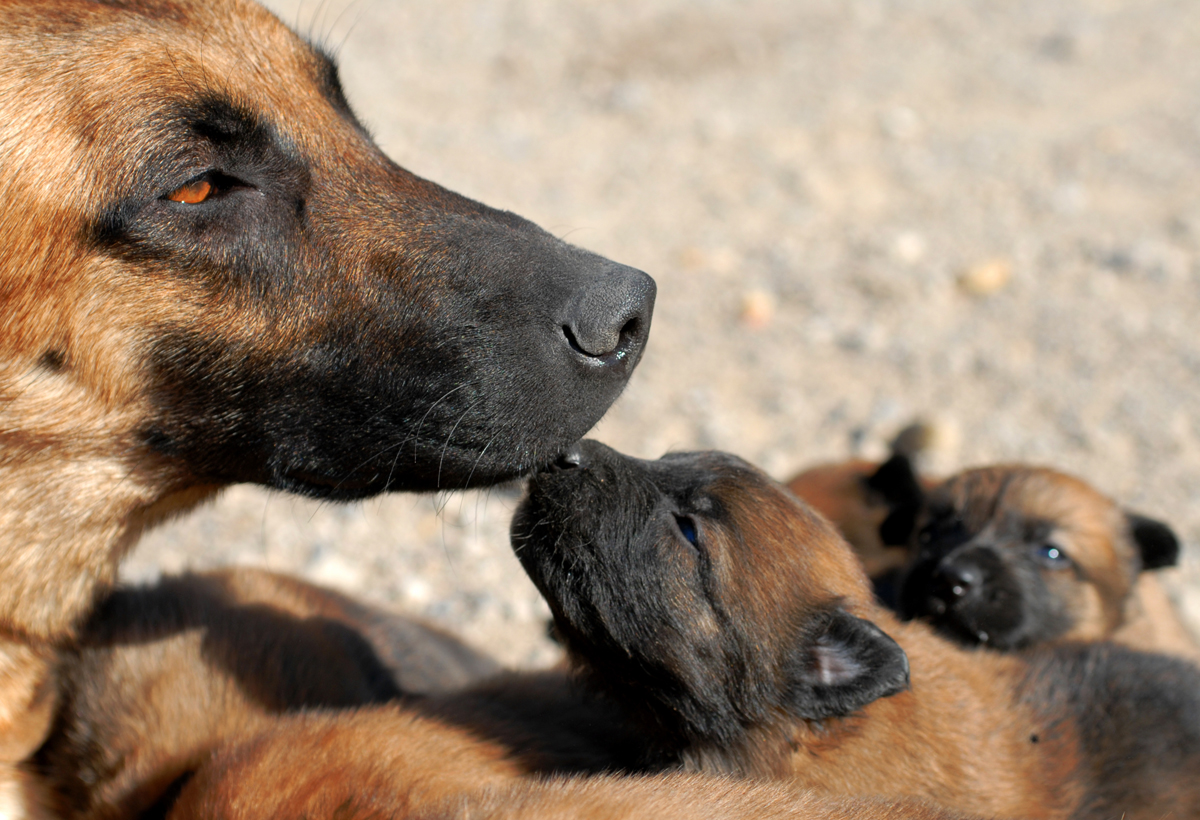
[787,610,910,720]
[865,453,925,546]
[1126,512,1180,570]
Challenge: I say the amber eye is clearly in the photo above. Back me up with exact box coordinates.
[166,179,213,204]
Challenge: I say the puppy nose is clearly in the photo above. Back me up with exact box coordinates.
[550,443,587,472]
[935,561,982,599]
[563,265,656,359]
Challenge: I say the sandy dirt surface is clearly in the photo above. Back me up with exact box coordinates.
[125,0,1200,668]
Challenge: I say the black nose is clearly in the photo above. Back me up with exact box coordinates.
[934,560,982,599]
[563,265,656,361]
[550,443,587,472]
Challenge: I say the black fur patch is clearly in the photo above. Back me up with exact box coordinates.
[865,453,925,546]
[1127,512,1179,570]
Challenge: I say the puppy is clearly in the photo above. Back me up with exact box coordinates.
[0,0,653,780]
[31,569,502,819]
[896,465,1198,658]
[511,441,1200,820]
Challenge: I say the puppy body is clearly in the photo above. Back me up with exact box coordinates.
[898,465,1198,659]
[1114,573,1200,659]
[513,442,1200,820]
[446,775,978,820]
[785,424,933,581]
[786,459,910,578]
[170,716,978,820]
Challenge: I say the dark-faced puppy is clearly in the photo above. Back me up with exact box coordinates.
[0,0,653,777]
[896,466,1197,658]
[512,441,1200,820]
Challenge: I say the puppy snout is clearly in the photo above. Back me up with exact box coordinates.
[934,559,983,600]
[550,443,587,472]
[563,265,656,362]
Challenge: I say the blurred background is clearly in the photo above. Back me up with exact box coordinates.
[125,0,1200,667]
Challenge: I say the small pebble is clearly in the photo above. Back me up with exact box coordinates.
[957,258,1012,296]
[741,289,776,329]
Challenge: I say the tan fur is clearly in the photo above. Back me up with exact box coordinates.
[449,775,980,820]
[1114,573,1200,661]
[169,721,980,820]
[30,566,980,820]
[32,568,499,819]
[0,642,57,818]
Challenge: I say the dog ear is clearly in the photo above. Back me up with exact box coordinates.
[786,610,910,720]
[865,453,925,546]
[1126,512,1180,570]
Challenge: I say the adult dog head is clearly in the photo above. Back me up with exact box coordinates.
[0,0,654,639]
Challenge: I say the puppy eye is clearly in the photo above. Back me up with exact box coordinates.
[1033,544,1071,567]
[166,178,214,204]
[674,514,699,548]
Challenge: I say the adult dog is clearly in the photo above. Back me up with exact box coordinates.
[0,0,654,791]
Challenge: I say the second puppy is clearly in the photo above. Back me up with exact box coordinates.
[895,465,1197,657]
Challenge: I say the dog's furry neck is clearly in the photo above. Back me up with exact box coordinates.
[0,364,215,641]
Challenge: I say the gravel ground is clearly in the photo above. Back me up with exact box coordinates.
[125,0,1200,669]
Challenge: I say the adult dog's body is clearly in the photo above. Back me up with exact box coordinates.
[0,0,654,800]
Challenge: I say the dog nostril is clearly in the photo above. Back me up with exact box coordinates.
[563,266,656,360]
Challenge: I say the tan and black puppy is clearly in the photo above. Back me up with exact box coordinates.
[0,0,653,779]
[512,441,1200,820]
[895,466,1196,657]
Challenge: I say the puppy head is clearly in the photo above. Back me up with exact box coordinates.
[897,466,1178,649]
[512,441,909,752]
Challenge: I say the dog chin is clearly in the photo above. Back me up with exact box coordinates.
[279,444,576,499]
